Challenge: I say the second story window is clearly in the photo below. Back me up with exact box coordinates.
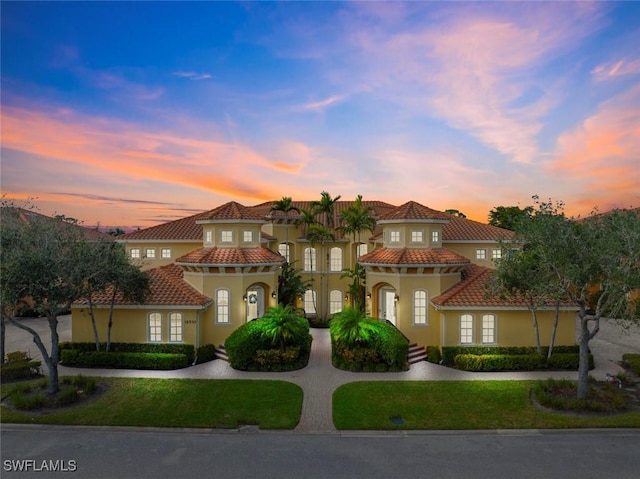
[221,230,233,242]
[411,231,424,243]
[390,231,400,243]
[130,248,141,259]
[243,231,253,243]
[432,231,440,244]
[329,247,342,272]
[145,248,156,259]
[476,249,487,260]
[205,231,213,244]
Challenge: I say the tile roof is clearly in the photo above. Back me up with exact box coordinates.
[120,211,208,241]
[176,247,286,266]
[75,263,211,307]
[197,201,265,222]
[358,247,471,266]
[377,201,451,222]
[431,264,571,309]
[442,214,514,241]
[252,200,397,222]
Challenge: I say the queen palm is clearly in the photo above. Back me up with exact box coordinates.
[312,191,341,231]
[270,196,299,263]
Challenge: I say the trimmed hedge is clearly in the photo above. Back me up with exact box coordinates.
[331,320,409,372]
[441,345,581,366]
[622,353,640,375]
[1,360,42,381]
[453,352,594,372]
[60,350,189,370]
[59,342,196,364]
[426,346,442,364]
[195,344,217,364]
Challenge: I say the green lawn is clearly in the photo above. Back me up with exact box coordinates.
[1,378,302,429]
[333,381,640,430]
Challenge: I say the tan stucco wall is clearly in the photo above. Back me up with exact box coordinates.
[444,242,501,268]
[71,307,201,346]
[121,241,201,270]
[440,309,576,347]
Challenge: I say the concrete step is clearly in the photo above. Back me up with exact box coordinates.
[408,343,427,364]
[215,345,228,362]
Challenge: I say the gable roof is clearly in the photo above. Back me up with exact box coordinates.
[74,263,211,308]
[358,247,470,266]
[377,201,451,222]
[175,247,285,266]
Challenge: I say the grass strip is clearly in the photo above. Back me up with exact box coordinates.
[1,378,302,429]
[333,381,640,430]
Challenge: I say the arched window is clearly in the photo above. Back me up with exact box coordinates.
[482,314,496,344]
[169,312,183,342]
[304,247,317,271]
[413,290,428,325]
[278,243,290,262]
[148,312,162,342]
[329,247,342,272]
[216,289,230,324]
[460,314,474,344]
[356,243,368,257]
[329,290,343,315]
[303,290,317,315]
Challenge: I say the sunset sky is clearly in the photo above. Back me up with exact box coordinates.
[2,1,639,230]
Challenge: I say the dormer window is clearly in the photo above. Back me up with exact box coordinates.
[432,231,440,244]
[390,231,400,243]
[243,231,253,243]
[221,230,233,243]
[411,231,424,243]
[205,231,213,244]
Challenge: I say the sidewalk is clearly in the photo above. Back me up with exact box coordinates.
[6,316,640,432]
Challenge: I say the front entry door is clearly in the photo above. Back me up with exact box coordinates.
[246,286,264,322]
[378,288,396,325]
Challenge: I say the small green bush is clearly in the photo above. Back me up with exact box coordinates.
[5,351,30,363]
[426,346,442,364]
[55,386,79,407]
[195,344,217,364]
[622,353,640,375]
[0,360,42,381]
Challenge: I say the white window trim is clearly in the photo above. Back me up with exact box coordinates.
[216,289,230,324]
[221,230,233,243]
[476,249,487,260]
[205,231,213,244]
[130,248,141,259]
[243,230,253,243]
[492,249,502,260]
[411,231,424,244]
[329,247,342,272]
[482,313,496,344]
[413,289,428,325]
[169,312,184,343]
[145,248,156,259]
[431,231,440,245]
[161,248,172,259]
[390,231,401,244]
[329,290,343,315]
[460,314,474,345]
[148,312,162,343]
[304,289,317,315]
[304,247,317,272]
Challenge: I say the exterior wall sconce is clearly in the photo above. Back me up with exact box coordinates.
[366,293,372,299]
[344,294,349,301]
[271,291,277,299]
[243,294,247,302]
[394,294,399,303]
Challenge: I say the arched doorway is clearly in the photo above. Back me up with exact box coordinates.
[245,285,265,322]
[377,286,397,325]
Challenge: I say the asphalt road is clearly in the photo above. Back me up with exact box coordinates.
[2,426,639,479]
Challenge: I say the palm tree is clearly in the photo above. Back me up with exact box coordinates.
[270,197,299,263]
[339,195,376,311]
[312,191,341,231]
[295,207,317,239]
[260,304,309,350]
[329,306,377,345]
[306,223,334,321]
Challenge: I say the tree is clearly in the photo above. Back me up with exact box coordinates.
[106,227,126,236]
[0,207,89,394]
[260,305,309,349]
[488,205,533,230]
[503,198,639,399]
[294,207,317,239]
[277,261,311,310]
[339,195,375,312]
[312,191,341,231]
[445,209,467,218]
[306,224,335,321]
[270,197,299,263]
[340,264,366,313]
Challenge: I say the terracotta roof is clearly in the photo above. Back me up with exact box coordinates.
[442,214,514,241]
[358,247,471,266]
[176,247,285,266]
[377,201,451,222]
[431,264,571,309]
[120,211,207,241]
[197,201,265,222]
[75,263,211,307]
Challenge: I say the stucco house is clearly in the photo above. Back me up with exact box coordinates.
[71,199,577,354]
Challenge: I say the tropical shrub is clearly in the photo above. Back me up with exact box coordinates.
[426,346,442,364]
[225,306,311,371]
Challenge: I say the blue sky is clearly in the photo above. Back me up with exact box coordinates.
[2,1,639,229]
